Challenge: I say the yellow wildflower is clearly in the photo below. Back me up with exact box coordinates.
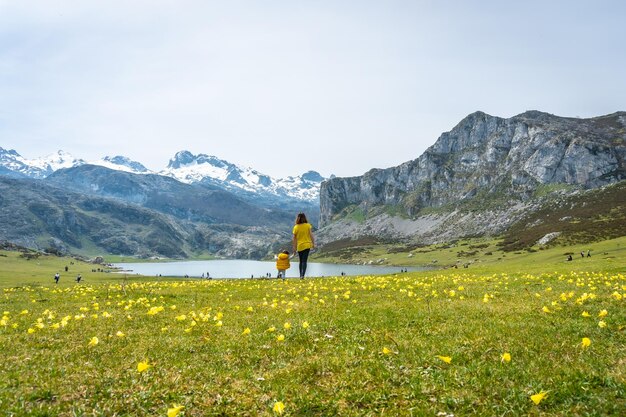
[437,355,452,364]
[530,391,548,405]
[581,337,591,348]
[501,352,511,363]
[137,360,151,373]
[167,404,185,417]
[273,401,285,415]
[88,336,99,346]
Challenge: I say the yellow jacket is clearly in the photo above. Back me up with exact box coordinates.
[276,253,290,270]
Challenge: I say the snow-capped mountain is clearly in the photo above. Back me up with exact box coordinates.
[0,147,152,177]
[0,148,85,179]
[92,156,151,174]
[160,151,325,202]
[0,147,324,203]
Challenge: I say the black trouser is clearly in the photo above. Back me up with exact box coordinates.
[298,248,310,278]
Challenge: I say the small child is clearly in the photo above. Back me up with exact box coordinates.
[275,250,292,280]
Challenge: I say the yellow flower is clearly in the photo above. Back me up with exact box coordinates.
[437,355,452,364]
[382,347,392,355]
[302,321,310,329]
[88,336,99,346]
[501,352,511,363]
[598,320,607,328]
[242,328,251,335]
[581,337,591,348]
[273,401,285,415]
[530,391,548,405]
[175,314,187,321]
[27,328,36,334]
[598,309,608,318]
[542,306,550,313]
[277,334,285,342]
[283,322,291,330]
[167,404,185,417]
[116,331,125,338]
[581,311,591,317]
[137,360,151,373]
[267,326,276,333]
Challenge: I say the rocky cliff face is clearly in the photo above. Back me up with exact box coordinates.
[320,111,626,227]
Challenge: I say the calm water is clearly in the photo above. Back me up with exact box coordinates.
[114,259,428,279]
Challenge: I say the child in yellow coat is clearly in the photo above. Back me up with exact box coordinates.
[275,250,292,280]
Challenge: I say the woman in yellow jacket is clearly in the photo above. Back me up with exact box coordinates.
[292,212,315,279]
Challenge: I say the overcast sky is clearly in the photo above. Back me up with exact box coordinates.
[1,0,625,178]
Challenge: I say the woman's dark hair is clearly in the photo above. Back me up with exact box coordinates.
[295,212,308,224]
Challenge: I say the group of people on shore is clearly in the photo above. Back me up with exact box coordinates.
[53,272,82,284]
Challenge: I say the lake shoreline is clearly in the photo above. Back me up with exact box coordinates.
[114,259,431,279]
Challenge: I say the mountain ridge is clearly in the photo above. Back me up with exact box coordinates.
[318,110,626,246]
[0,147,325,204]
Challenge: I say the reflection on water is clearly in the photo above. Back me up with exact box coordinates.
[114,259,429,279]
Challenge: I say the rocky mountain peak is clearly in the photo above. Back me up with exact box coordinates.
[301,171,324,182]
[514,110,553,120]
[167,150,196,169]
[0,147,20,158]
[320,110,626,227]
[99,156,151,173]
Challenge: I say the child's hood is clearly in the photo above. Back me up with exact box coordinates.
[278,253,290,260]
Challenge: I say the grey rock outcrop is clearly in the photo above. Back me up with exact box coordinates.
[320,111,626,227]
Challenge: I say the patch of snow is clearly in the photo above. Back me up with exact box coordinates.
[537,232,561,245]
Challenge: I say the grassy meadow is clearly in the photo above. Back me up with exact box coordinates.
[0,240,624,416]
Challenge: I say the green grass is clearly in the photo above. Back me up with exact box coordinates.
[0,243,624,416]
[314,236,626,274]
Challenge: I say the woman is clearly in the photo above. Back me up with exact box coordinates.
[292,212,315,279]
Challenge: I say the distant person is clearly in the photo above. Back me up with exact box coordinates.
[567,254,573,261]
[54,273,60,284]
[76,274,82,283]
[580,251,585,258]
[64,266,68,272]
[275,250,293,280]
[587,250,591,258]
[293,212,315,279]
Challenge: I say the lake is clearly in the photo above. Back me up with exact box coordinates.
[114,259,429,279]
